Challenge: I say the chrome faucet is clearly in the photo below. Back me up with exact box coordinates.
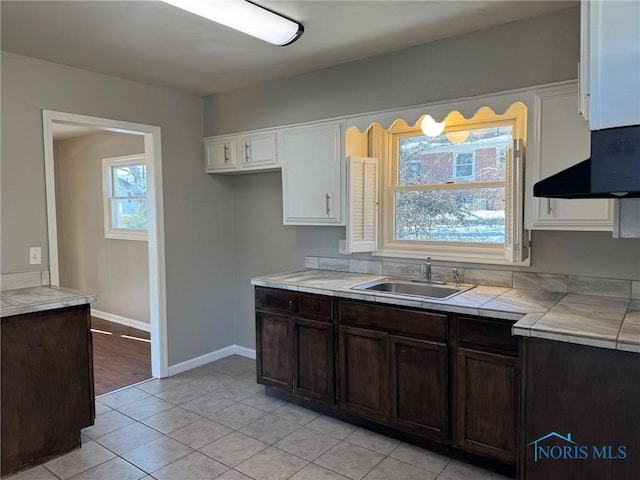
[424,257,432,281]
[452,268,460,287]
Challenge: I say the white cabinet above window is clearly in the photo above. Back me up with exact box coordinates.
[205,130,279,174]
[526,82,613,230]
[281,121,344,225]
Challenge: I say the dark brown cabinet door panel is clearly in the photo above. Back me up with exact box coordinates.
[339,300,447,341]
[256,312,292,391]
[455,347,519,464]
[1,305,94,476]
[255,287,332,321]
[390,335,448,441]
[294,318,333,404]
[339,325,389,422]
[457,316,519,355]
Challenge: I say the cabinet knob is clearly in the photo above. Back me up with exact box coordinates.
[289,299,295,309]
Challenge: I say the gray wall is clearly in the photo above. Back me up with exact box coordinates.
[1,52,235,366]
[203,7,640,349]
[55,131,150,324]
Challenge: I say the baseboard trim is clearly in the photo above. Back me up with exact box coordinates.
[167,345,257,377]
[91,309,151,333]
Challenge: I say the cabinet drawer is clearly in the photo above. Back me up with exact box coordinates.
[456,316,519,355]
[338,301,447,341]
[255,287,333,321]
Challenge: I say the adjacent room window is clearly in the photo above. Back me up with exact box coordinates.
[102,155,148,241]
[375,103,528,264]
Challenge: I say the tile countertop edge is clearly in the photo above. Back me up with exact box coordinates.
[251,269,640,354]
[1,286,96,318]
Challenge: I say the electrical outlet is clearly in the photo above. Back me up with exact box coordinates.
[29,247,41,265]
[338,239,349,255]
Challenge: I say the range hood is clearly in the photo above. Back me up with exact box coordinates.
[533,125,640,199]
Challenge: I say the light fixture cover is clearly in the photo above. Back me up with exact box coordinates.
[163,0,304,46]
[421,115,446,137]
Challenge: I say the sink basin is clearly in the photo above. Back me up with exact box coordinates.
[352,279,474,300]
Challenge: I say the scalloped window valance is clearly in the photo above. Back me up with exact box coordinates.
[344,88,531,135]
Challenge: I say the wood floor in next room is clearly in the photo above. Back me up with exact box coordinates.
[91,317,151,396]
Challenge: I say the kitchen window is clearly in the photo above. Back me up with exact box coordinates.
[373,103,529,264]
[102,155,148,241]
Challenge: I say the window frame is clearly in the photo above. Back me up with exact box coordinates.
[102,154,148,241]
[372,104,528,265]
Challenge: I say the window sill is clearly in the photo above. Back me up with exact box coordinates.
[105,231,148,242]
[373,245,531,266]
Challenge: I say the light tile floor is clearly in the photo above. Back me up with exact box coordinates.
[12,356,511,480]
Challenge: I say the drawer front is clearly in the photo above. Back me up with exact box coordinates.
[338,300,448,341]
[255,287,333,321]
[456,316,519,354]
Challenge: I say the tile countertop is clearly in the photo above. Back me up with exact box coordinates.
[251,269,640,354]
[0,286,96,318]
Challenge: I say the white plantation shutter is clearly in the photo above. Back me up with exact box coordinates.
[347,156,379,253]
[504,139,530,262]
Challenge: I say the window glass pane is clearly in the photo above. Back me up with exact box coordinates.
[113,164,147,197]
[394,188,505,243]
[398,126,512,186]
[112,199,148,230]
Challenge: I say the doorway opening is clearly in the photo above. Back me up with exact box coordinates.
[43,111,168,393]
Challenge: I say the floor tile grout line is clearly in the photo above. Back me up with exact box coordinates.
[37,357,508,480]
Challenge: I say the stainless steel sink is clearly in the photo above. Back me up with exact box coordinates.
[352,279,474,300]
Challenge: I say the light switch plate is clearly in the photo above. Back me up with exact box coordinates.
[29,247,41,265]
[338,239,349,255]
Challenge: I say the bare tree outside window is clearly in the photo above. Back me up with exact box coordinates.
[394,126,512,243]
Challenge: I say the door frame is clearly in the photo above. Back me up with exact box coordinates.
[43,110,168,378]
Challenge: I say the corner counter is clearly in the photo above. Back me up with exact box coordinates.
[251,269,639,353]
[1,286,96,477]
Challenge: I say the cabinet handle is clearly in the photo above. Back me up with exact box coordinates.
[288,300,295,310]
[325,193,331,215]
[547,198,552,215]
[223,144,229,163]
[245,142,251,162]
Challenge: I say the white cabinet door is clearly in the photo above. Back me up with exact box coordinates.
[205,137,238,172]
[526,83,612,230]
[580,0,640,130]
[240,132,278,168]
[281,121,343,225]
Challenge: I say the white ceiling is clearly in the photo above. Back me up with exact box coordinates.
[52,123,105,141]
[1,1,576,96]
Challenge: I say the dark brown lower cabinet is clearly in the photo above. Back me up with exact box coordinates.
[1,305,95,477]
[256,312,293,391]
[339,325,389,422]
[454,347,519,464]
[522,338,640,480]
[255,287,334,406]
[389,335,448,441]
[256,288,521,471]
[293,318,333,403]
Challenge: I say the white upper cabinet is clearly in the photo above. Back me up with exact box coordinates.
[580,0,640,130]
[205,136,238,172]
[205,130,279,174]
[526,82,612,230]
[239,131,278,168]
[281,121,344,225]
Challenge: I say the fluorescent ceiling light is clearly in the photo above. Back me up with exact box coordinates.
[163,0,304,46]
